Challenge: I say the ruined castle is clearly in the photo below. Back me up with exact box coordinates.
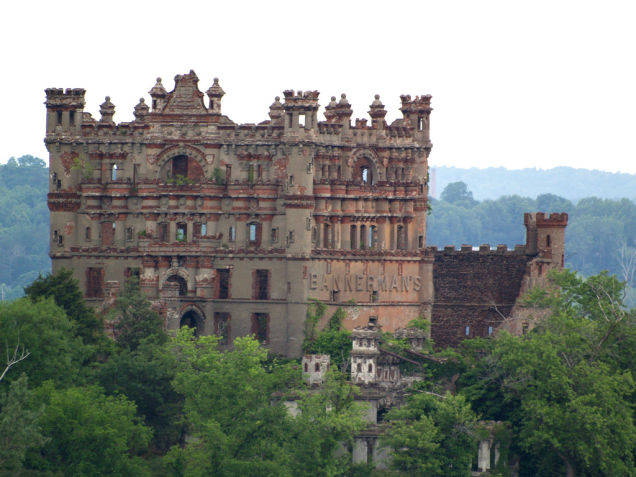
[45,70,567,356]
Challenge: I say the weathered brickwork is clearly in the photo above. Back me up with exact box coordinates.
[44,71,567,356]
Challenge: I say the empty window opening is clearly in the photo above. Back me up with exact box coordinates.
[288,230,295,244]
[201,223,207,236]
[251,313,269,343]
[257,164,262,179]
[167,274,188,296]
[361,166,370,184]
[86,267,104,298]
[371,290,378,302]
[125,267,140,280]
[152,99,157,109]
[255,269,270,300]
[228,226,236,242]
[101,221,115,246]
[465,325,470,336]
[369,225,377,248]
[322,164,328,179]
[326,262,332,274]
[158,222,168,242]
[180,310,202,337]
[85,227,91,241]
[111,164,118,181]
[214,312,230,345]
[356,363,362,373]
[56,110,63,126]
[271,227,278,243]
[350,225,358,249]
[217,269,230,299]
[418,235,424,248]
[298,113,305,127]
[287,112,293,128]
[171,155,188,178]
[331,290,340,302]
[323,224,331,248]
[69,110,75,125]
[314,362,320,372]
[488,326,493,336]
[125,227,133,241]
[176,223,187,242]
[546,234,551,247]
[249,223,257,242]
[368,363,373,373]
[360,225,367,249]
[289,175,294,186]
[397,225,405,250]
[417,116,423,130]
[304,362,308,372]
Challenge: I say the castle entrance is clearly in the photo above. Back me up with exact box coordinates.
[180,309,204,336]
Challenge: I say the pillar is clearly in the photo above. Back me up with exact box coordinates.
[341,218,351,250]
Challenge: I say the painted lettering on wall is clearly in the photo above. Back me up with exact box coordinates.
[309,274,422,292]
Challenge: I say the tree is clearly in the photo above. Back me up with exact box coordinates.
[110,277,166,351]
[25,384,151,476]
[384,391,478,476]
[0,298,84,389]
[25,269,103,345]
[0,376,46,473]
[458,271,636,476]
[168,331,297,476]
[440,181,478,207]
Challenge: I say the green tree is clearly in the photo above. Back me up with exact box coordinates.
[26,384,151,476]
[384,391,478,476]
[440,181,478,208]
[0,376,46,473]
[110,277,166,351]
[25,269,104,345]
[0,298,84,389]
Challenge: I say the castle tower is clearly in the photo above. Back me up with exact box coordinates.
[399,94,433,143]
[524,212,568,267]
[350,319,381,385]
[206,78,225,114]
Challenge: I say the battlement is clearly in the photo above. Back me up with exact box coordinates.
[428,244,527,255]
[282,89,320,108]
[45,88,85,108]
[400,94,433,113]
[524,212,568,227]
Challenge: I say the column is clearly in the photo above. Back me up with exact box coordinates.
[341,218,351,250]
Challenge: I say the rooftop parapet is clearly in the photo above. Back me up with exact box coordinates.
[524,212,569,228]
[282,89,320,109]
[44,88,86,108]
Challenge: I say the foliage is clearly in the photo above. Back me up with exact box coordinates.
[384,391,478,476]
[25,268,104,345]
[167,174,195,186]
[457,270,636,476]
[303,304,352,371]
[26,383,152,476]
[0,298,84,389]
[211,166,226,185]
[440,181,478,207]
[0,376,46,472]
[109,277,167,351]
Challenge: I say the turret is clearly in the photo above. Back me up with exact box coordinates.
[524,212,568,266]
[206,77,225,114]
[350,318,381,385]
[368,94,387,129]
[99,96,116,124]
[324,93,353,130]
[282,90,320,131]
[149,77,168,111]
[44,88,85,134]
[399,94,432,142]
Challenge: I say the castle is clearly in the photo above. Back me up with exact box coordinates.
[45,70,567,356]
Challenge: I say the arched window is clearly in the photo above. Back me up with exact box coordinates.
[180,309,203,336]
[356,363,362,373]
[361,166,370,184]
[111,164,118,181]
[171,155,188,178]
[167,274,187,296]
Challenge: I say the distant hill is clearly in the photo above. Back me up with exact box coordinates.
[430,166,636,201]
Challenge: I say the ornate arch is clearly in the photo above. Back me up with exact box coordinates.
[160,267,192,290]
[350,148,383,183]
[156,144,207,168]
[179,303,206,335]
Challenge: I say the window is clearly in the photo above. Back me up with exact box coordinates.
[368,363,373,373]
[125,227,133,241]
[331,290,340,302]
[217,269,230,299]
[323,224,331,249]
[488,326,493,336]
[304,362,308,372]
[257,164,262,180]
[371,290,378,302]
[287,112,293,128]
[546,234,551,247]
[85,227,91,241]
[254,269,270,300]
[251,313,269,343]
[397,225,405,250]
[271,227,278,243]
[158,222,168,242]
[56,110,63,125]
[298,113,305,127]
[86,267,104,298]
[289,175,294,186]
[315,362,320,372]
[125,267,140,280]
[418,235,424,248]
[176,223,187,242]
[101,221,115,246]
[369,225,377,248]
[214,312,230,345]
[69,110,75,125]
[356,363,362,373]
[522,322,529,335]
[167,274,187,296]
[171,155,188,178]
[326,262,332,274]
[248,164,255,183]
[350,225,357,249]
[248,223,258,243]
[361,167,369,184]
[201,223,207,236]
[360,225,366,249]
[465,325,470,336]
[417,116,423,130]
[193,223,201,237]
[228,226,236,242]
[288,230,295,244]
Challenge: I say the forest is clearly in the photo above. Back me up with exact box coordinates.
[1,156,634,304]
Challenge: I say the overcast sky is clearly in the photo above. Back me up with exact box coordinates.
[2,0,635,173]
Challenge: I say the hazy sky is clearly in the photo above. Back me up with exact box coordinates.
[2,0,635,173]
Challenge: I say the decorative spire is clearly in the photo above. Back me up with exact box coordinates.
[206,77,225,113]
[368,94,387,128]
[133,98,149,121]
[268,96,284,123]
[148,77,167,98]
[99,96,115,123]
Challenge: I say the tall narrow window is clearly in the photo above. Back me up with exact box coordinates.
[86,267,104,298]
[158,222,168,242]
[249,223,257,242]
[101,221,114,246]
[397,225,405,250]
[369,225,377,248]
[360,225,367,249]
[217,269,230,299]
[69,110,75,125]
[361,167,369,184]
[85,227,91,241]
[546,235,551,247]
[228,226,236,242]
[125,227,133,241]
[111,164,118,181]
[465,325,470,336]
[350,225,357,249]
[254,269,270,300]
[201,223,207,236]
[56,110,63,126]
[251,313,269,343]
[271,228,278,243]
[323,224,331,249]
[214,312,230,345]
[176,223,187,242]
[193,223,202,237]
